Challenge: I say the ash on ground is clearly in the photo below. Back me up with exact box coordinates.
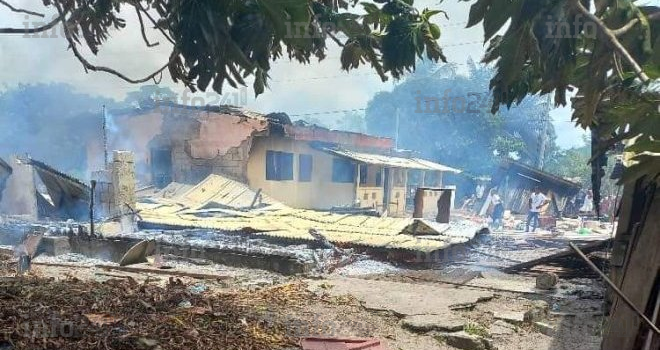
[32,253,114,266]
[333,259,400,276]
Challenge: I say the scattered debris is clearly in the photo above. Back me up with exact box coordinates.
[489,320,518,336]
[493,311,525,326]
[401,314,465,333]
[95,264,232,280]
[119,239,156,266]
[437,331,495,350]
[523,300,550,323]
[533,321,556,336]
[300,337,387,350]
[536,272,559,290]
[0,254,303,350]
[502,239,612,278]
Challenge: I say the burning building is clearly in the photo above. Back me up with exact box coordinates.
[91,103,460,216]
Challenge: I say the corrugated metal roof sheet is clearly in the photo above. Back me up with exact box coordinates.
[410,158,462,173]
[20,158,90,202]
[323,148,461,173]
[137,174,475,253]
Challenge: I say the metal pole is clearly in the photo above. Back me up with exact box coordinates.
[102,105,108,167]
[90,180,96,237]
[568,242,660,335]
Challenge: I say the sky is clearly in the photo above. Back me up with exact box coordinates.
[0,0,588,149]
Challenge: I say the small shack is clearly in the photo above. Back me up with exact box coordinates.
[488,159,581,216]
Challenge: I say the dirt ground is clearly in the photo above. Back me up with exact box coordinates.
[1,225,609,350]
[2,257,606,350]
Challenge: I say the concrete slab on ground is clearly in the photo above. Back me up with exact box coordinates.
[311,277,494,317]
[402,314,466,333]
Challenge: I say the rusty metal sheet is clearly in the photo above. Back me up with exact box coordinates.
[301,337,387,350]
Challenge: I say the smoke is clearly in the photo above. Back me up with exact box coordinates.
[0,83,118,180]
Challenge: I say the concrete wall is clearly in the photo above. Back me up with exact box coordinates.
[247,136,356,209]
[0,158,38,220]
[89,108,269,186]
[68,236,311,275]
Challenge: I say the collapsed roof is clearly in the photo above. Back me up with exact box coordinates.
[137,174,480,254]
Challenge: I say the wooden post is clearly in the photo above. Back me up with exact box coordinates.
[436,189,451,223]
[413,188,424,218]
[354,163,361,207]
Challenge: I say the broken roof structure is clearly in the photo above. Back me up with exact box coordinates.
[137,174,480,254]
[490,159,581,214]
[0,156,90,221]
[21,157,90,220]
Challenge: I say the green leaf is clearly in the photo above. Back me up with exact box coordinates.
[467,0,491,28]
[483,0,512,40]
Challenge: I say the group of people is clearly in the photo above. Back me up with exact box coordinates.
[564,190,617,219]
[462,185,550,233]
[488,187,549,232]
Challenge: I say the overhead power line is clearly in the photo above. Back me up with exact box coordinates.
[289,108,366,117]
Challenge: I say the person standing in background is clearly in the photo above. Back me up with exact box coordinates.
[580,190,594,215]
[490,189,504,231]
[526,187,549,233]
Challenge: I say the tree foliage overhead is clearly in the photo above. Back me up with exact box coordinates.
[463,0,660,190]
[2,0,446,96]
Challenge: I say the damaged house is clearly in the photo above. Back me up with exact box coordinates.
[0,157,90,221]
[91,103,460,216]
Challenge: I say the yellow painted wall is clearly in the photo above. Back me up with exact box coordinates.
[357,186,383,209]
[247,136,356,209]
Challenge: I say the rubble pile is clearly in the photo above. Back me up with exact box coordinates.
[0,252,306,350]
[122,229,319,262]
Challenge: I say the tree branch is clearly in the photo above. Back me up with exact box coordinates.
[572,0,649,82]
[327,31,344,47]
[136,3,175,45]
[0,0,44,17]
[612,12,660,37]
[0,15,61,34]
[135,6,159,47]
[55,2,172,85]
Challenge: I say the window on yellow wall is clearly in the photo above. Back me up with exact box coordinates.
[332,158,355,183]
[298,154,312,182]
[266,150,293,181]
[359,164,368,185]
[393,169,405,186]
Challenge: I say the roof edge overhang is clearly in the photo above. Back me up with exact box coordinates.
[318,147,461,173]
